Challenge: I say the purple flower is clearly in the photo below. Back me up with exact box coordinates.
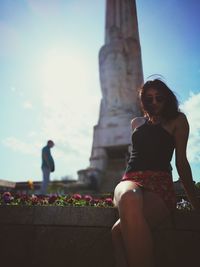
[2,192,13,204]
[176,199,192,210]
[48,195,58,204]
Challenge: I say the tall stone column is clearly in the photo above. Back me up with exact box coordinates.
[100,0,143,120]
[81,0,143,192]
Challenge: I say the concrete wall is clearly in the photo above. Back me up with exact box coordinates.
[0,206,200,267]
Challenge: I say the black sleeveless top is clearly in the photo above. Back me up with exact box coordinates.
[125,121,175,174]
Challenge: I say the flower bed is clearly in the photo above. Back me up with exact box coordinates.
[0,191,114,208]
[0,191,194,211]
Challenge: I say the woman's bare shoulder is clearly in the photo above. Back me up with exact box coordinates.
[176,112,187,119]
[174,112,188,125]
[167,112,188,137]
[131,117,146,129]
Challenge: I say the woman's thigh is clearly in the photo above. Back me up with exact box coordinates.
[114,181,170,228]
[142,190,170,228]
[113,180,142,206]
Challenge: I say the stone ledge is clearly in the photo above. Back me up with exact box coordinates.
[1,206,200,230]
[0,205,118,227]
[0,206,200,267]
[172,210,200,230]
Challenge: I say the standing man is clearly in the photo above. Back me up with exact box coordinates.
[41,140,55,195]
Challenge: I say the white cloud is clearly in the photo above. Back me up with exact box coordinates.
[28,131,37,137]
[180,92,200,163]
[11,86,16,92]
[10,86,24,97]
[2,137,40,156]
[23,101,33,109]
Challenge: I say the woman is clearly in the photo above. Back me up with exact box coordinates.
[112,79,200,267]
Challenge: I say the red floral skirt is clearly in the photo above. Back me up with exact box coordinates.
[122,170,176,210]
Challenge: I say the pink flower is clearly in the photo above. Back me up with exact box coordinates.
[19,194,29,203]
[104,198,113,206]
[84,195,93,202]
[92,198,100,205]
[72,194,82,200]
[30,195,38,205]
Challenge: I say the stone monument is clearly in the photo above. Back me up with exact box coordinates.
[78,0,143,192]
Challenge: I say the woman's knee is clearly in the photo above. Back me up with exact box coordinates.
[111,220,121,238]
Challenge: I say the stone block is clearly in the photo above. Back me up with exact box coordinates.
[31,226,114,267]
[0,225,35,267]
[0,206,200,267]
[154,229,200,267]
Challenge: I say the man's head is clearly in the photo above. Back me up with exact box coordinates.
[47,140,55,148]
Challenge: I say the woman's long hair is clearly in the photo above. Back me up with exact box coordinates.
[139,79,180,121]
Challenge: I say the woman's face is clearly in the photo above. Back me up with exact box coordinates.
[144,87,165,115]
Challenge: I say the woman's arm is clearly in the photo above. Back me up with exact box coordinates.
[174,113,200,210]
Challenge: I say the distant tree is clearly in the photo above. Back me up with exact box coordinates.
[61,175,73,181]
[47,181,64,194]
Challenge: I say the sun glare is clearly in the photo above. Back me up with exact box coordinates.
[40,46,90,99]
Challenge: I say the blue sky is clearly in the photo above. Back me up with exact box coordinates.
[0,0,200,183]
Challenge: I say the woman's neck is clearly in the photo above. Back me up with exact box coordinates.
[147,115,162,125]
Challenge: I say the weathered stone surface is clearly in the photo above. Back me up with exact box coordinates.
[0,206,118,226]
[31,226,114,267]
[0,207,199,267]
[0,205,34,224]
[172,209,200,230]
[80,0,143,192]
[0,225,35,267]
[154,229,200,267]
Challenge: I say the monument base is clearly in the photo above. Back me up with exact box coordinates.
[90,144,130,192]
[99,157,126,193]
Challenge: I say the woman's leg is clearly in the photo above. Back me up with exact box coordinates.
[112,180,170,267]
[112,219,128,267]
